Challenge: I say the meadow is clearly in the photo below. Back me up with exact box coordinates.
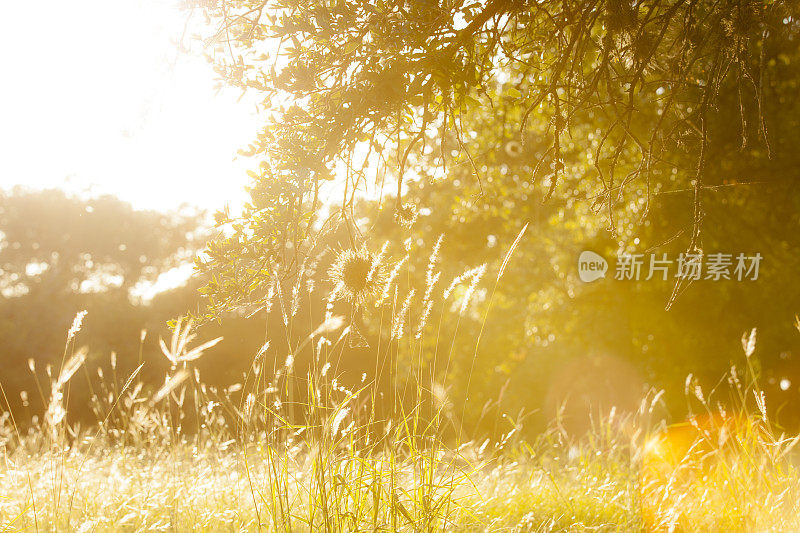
[2,239,799,532]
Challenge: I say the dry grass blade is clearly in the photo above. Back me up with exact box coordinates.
[178,336,223,362]
[159,337,177,365]
[159,316,220,364]
[742,328,757,358]
[497,223,527,281]
[153,369,189,403]
[311,315,345,337]
[285,315,345,357]
[176,318,195,355]
[170,316,185,356]
[56,346,88,388]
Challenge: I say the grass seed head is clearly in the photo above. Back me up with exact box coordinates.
[394,203,418,228]
[329,247,385,307]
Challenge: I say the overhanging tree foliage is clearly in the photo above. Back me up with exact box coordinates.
[193,0,798,314]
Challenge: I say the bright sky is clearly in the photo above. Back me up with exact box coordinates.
[0,0,262,213]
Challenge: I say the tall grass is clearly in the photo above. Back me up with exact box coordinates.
[1,235,799,531]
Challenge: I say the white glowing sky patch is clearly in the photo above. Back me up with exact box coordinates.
[0,0,262,213]
[130,263,197,303]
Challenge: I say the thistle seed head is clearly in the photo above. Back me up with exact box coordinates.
[329,247,385,307]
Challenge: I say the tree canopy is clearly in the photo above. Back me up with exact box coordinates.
[188,0,800,431]
[195,0,798,315]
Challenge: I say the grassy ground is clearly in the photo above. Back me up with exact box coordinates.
[2,242,799,531]
[1,439,642,531]
[3,370,799,532]
[3,421,800,531]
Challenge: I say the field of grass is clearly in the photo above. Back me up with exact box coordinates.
[3,370,799,532]
[2,242,800,532]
